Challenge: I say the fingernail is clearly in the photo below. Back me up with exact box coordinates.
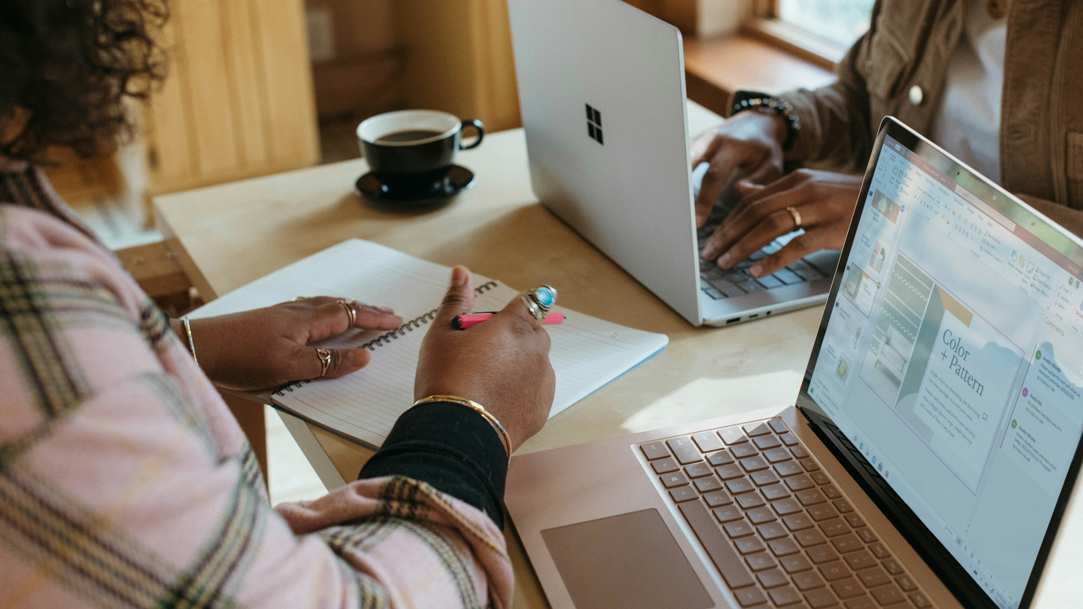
[449,266,468,288]
[750,265,763,278]
[377,306,395,313]
[718,253,732,268]
[701,246,715,260]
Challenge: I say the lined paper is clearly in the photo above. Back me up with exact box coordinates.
[190,239,668,449]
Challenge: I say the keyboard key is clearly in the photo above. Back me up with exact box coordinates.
[725,520,755,538]
[714,505,742,522]
[751,470,781,486]
[732,443,759,459]
[667,436,701,464]
[708,278,743,298]
[745,422,773,437]
[685,462,712,478]
[909,591,933,608]
[703,490,732,507]
[775,268,804,285]
[756,274,784,289]
[757,521,787,539]
[768,537,800,556]
[804,588,838,609]
[720,426,749,445]
[754,435,781,450]
[769,497,799,516]
[820,518,850,537]
[794,529,827,548]
[764,447,793,463]
[749,250,767,262]
[734,587,768,608]
[809,504,837,521]
[708,449,735,466]
[784,513,815,531]
[748,507,777,525]
[793,570,826,591]
[819,559,849,581]
[811,472,831,485]
[692,431,724,452]
[791,445,810,459]
[762,484,790,500]
[824,486,843,500]
[856,528,878,544]
[651,457,679,474]
[660,472,689,489]
[801,458,821,472]
[695,476,724,493]
[781,553,813,574]
[727,478,756,495]
[769,419,789,434]
[894,574,916,592]
[844,550,878,571]
[832,577,865,599]
[868,543,890,559]
[881,558,904,575]
[797,489,827,506]
[845,595,877,609]
[776,461,804,477]
[779,432,799,446]
[737,493,766,509]
[746,552,777,572]
[678,500,756,589]
[735,536,766,555]
[843,514,865,528]
[834,499,854,513]
[769,585,802,605]
[832,534,863,554]
[669,487,697,502]
[740,456,770,472]
[857,566,892,588]
[807,544,838,564]
[786,474,815,491]
[717,464,745,479]
[640,441,669,460]
[703,286,723,299]
[870,584,906,606]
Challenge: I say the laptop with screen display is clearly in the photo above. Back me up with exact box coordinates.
[505,115,1083,609]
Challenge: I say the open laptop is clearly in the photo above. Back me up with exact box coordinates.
[507,0,841,327]
[506,114,1083,609]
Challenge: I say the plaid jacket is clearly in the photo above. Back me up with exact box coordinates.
[0,161,512,608]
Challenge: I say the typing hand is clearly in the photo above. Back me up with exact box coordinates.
[415,266,555,452]
[700,169,862,278]
[174,298,402,391]
[690,112,788,228]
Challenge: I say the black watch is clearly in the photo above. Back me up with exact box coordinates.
[728,90,801,152]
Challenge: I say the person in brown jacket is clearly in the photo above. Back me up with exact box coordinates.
[694,0,1083,280]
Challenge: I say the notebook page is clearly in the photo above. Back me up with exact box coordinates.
[188,239,668,449]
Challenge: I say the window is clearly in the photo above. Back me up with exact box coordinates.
[777,0,875,48]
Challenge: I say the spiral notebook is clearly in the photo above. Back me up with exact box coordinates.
[188,239,669,449]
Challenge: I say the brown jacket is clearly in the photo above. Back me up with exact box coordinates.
[777,0,1083,235]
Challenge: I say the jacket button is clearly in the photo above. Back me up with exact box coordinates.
[908,85,924,106]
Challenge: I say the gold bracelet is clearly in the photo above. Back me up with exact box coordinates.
[182,318,199,367]
[413,395,512,458]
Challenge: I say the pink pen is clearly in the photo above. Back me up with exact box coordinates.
[453,311,566,329]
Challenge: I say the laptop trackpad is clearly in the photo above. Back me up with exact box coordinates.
[541,509,713,609]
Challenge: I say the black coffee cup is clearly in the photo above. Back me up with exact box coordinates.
[357,110,484,188]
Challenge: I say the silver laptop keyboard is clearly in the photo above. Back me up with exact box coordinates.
[637,417,936,608]
[697,208,829,300]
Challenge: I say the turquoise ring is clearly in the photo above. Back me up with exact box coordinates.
[523,285,558,320]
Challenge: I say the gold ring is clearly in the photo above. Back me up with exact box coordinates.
[315,348,333,378]
[293,296,307,302]
[786,206,802,229]
[338,299,357,327]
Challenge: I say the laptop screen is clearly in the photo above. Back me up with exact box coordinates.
[801,125,1083,609]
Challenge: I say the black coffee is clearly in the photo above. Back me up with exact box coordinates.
[375,129,443,144]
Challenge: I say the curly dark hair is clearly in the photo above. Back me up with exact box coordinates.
[0,0,169,162]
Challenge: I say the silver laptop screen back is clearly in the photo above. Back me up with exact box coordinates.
[508,0,702,324]
[803,126,1083,609]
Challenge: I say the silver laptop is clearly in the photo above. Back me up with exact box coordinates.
[506,115,1083,609]
[507,0,840,327]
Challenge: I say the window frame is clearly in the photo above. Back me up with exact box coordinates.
[745,0,854,69]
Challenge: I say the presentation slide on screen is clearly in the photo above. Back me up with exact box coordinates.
[861,252,1025,490]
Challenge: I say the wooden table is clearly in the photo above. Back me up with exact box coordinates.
[154,103,1083,608]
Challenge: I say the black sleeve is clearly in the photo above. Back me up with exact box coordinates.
[358,401,508,528]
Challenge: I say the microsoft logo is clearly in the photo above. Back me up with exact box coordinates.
[586,103,603,145]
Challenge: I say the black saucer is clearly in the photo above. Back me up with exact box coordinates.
[355,165,475,207]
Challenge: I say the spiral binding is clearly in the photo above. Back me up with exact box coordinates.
[270,280,500,397]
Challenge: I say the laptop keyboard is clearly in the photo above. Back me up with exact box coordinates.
[637,418,935,608]
[697,210,828,300]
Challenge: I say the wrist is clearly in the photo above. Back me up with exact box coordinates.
[728,91,799,151]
